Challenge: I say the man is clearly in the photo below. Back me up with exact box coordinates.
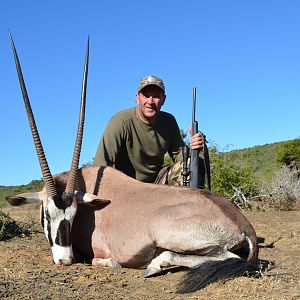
[94,75,204,185]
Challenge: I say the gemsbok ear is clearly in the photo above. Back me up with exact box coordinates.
[6,196,27,206]
[75,191,111,207]
[6,191,45,206]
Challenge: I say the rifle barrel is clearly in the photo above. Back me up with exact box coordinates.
[192,87,196,124]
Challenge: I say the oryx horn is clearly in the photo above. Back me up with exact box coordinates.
[9,31,57,197]
[65,36,89,194]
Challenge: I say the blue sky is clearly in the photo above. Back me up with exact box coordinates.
[1,0,299,186]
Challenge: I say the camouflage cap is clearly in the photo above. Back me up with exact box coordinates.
[138,75,165,93]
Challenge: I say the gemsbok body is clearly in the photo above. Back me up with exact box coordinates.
[8,33,259,293]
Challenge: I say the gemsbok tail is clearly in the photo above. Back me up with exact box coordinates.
[177,236,259,294]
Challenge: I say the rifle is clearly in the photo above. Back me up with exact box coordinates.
[189,87,200,188]
[183,87,211,190]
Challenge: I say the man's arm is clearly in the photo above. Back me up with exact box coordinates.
[167,116,185,162]
[93,117,125,167]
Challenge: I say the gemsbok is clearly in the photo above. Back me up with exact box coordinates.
[8,33,259,293]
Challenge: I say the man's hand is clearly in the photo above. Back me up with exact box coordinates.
[189,127,204,150]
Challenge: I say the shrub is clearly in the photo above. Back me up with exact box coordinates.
[209,146,260,209]
[163,144,299,211]
[0,211,40,241]
[257,166,300,210]
[277,138,300,169]
[163,155,173,166]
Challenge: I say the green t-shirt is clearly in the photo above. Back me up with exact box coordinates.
[94,107,183,183]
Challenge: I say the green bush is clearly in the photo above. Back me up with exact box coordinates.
[0,211,40,241]
[277,138,300,168]
[209,147,259,208]
[164,145,260,209]
[163,155,173,166]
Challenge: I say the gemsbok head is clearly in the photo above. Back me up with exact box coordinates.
[9,32,90,265]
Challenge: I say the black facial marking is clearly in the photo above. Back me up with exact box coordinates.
[55,219,71,247]
[40,204,44,228]
[45,209,53,247]
[53,193,74,211]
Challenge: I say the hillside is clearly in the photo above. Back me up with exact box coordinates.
[0,139,295,208]
[0,180,43,208]
[225,141,284,181]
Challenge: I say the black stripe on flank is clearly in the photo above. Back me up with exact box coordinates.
[92,166,106,195]
[55,219,71,247]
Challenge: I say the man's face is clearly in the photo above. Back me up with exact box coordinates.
[136,85,166,124]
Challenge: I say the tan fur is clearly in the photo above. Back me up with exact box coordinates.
[50,165,258,268]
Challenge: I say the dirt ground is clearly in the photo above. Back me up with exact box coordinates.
[1,204,299,300]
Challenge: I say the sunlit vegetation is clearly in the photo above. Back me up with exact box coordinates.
[0,180,43,208]
[1,139,299,211]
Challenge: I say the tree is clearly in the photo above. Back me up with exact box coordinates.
[277,138,300,169]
